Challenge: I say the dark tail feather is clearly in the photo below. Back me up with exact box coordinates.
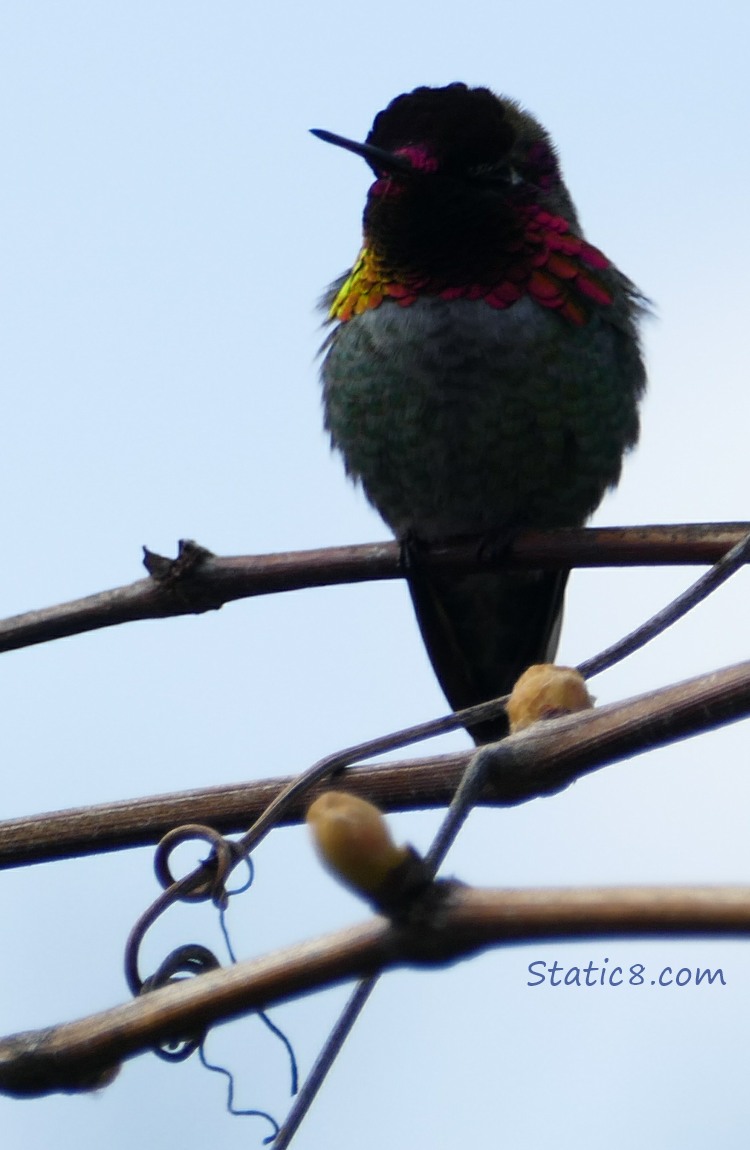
[407,567,569,744]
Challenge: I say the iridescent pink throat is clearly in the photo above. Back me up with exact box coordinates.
[329,204,613,328]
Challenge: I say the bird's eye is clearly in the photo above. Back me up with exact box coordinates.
[467,162,523,186]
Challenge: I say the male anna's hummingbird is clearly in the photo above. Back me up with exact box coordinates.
[315,84,646,743]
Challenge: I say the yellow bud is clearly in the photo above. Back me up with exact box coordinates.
[506,664,593,733]
[307,791,410,896]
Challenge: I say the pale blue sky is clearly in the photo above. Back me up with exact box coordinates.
[2,3,750,1148]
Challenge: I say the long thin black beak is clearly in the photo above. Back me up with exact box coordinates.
[310,128,415,175]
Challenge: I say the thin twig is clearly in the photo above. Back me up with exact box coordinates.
[578,528,750,678]
[272,737,493,1147]
[271,978,377,1150]
[4,656,750,871]
[2,883,748,1099]
[1,523,749,654]
[0,752,468,870]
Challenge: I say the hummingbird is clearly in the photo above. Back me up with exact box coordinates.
[314,84,646,743]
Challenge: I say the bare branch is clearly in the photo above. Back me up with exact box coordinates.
[2,657,750,871]
[1,523,748,655]
[1,882,747,1098]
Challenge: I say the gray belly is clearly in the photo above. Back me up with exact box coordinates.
[321,295,641,539]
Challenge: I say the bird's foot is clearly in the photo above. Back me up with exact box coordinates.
[398,529,430,575]
[477,526,518,566]
[399,527,519,576]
